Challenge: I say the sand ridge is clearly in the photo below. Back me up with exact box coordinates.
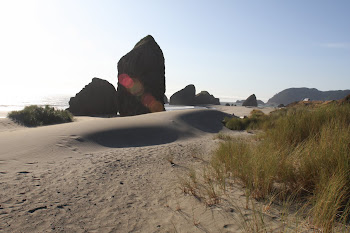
[0,118,25,132]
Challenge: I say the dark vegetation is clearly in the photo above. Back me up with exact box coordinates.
[8,105,73,127]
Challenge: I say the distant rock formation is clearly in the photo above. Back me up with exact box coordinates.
[68,78,118,116]
[169,85,220,105]
[117,35,165,116]
[236,99,264,106]
[170,85,196,105]
[257,100,265,105]
[164,95,169,104]
[242,94,258,107]
[267,88,350,105]
[195,91,220,105]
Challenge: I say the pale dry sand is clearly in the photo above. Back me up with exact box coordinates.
[1,106,309,233]
[0,118,25,132]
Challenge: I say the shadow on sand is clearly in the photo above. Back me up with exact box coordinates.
[86,109,230,148]
[86,126,181,148]
[178,109,230,133]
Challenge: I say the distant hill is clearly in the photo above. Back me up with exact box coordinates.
[267,88,350,105]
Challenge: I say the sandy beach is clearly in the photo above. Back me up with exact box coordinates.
[0,105,295,233]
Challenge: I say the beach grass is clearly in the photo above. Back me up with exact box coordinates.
[220,103,350,230]
[184,103,350,231]
[8,105,73,126]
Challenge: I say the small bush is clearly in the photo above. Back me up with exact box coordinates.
[224,117,246,130]
[223,109,267,130]
[8,105,73,126]
[249,109,265,118]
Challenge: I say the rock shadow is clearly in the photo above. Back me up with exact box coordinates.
[178,110,230,133]
[86,126,179,148]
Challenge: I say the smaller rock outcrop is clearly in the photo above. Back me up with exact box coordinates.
[68,78,118,116]
[170,85,196,105]
[170,85,221,106]
[164,95,169,104]
[237,99,264,106]
[195,91,220,105]
[242,94,258,107]
[257,100,265,105]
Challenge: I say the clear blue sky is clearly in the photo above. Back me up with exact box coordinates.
[0,0,349,102]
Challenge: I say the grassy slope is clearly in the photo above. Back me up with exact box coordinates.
[185,103,350,232]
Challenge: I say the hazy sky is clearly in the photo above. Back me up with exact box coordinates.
[0,0,349,102]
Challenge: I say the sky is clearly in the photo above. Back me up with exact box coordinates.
[0,0,349,103]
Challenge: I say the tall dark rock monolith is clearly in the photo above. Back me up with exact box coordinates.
[242,94,258,107]
[68,78,118,116]
[117,35,165,116]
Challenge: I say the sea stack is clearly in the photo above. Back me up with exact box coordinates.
[169,84,196,105]
[242,94,258,107]
[68,78,118,116]
[117,35,166,116]
[195,91,220,105]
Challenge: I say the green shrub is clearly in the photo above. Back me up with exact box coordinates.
[8,105,73,126]
[224,117,246,130]
[223,109,267,130]
[249,109,266,118]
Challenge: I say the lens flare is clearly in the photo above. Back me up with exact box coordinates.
[129,79,144,96]
[118,73,134,89]
[142,93,155,107]
[149,100,163,112]
[118,73,163,113]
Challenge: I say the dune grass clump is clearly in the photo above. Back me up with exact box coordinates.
[8,105,73,127]
[213,132,234,141]
[223,109,268,130]
[212,103,350,231]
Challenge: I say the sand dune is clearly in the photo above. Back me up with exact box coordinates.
[1,106,288,232]
[0,109,228,166]
[0,118,25,132]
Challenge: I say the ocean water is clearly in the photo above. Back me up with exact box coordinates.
[0,95,211,118]
[0,95,71,118]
